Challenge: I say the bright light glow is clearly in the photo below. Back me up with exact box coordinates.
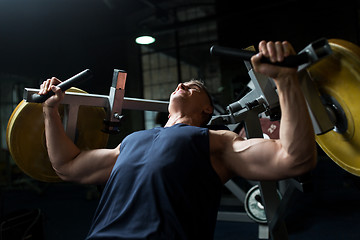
[135,36,155,45]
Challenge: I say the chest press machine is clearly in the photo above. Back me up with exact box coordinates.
[6,38,360,239]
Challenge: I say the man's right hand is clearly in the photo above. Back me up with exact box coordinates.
[39,77,64,108]
[251,40,298,81]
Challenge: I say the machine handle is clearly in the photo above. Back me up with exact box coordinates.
[29,69,93,103]
[210,45,309,68]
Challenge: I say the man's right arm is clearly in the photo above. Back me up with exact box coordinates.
[209,41,317,183]
[41,78,119,185]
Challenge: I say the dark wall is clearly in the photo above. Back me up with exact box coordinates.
[0,0,143,95]
[217,0,359,48]
[0,0,146,144]
[215,0,359,104]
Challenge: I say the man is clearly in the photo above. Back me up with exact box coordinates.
[39,40,317,239]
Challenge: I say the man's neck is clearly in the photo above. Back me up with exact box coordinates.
[165,114,201,128]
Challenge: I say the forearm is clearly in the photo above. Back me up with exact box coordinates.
[39,79,118,184]
[43,106,81,173]
[275,74,317,167]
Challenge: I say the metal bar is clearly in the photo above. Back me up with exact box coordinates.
[109,70,127,123]
[258,181,288,240]
[23,88,169,112]
[259,224,270,239]
[122,97,168,112]
[224,180,247,204]
[64,104,79,141]
[268,181,297,233]
[24,88,109,107]
[298,70,334,134]
[217,211,253,222]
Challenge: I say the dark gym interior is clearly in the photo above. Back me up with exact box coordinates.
[1,0,360,239]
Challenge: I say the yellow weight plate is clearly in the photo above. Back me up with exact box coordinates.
[6,88,108,182]
[308,39,360,176]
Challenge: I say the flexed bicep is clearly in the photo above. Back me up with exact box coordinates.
[210,130,311,181]
[227,137,288,180]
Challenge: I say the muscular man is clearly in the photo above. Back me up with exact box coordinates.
[39,40,317,239]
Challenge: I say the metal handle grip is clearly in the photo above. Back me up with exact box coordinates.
[210,45,309,68]
[29,69,93,103]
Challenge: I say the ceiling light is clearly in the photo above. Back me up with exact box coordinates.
[135,36,155,45]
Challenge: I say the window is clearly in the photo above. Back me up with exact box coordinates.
[139,3,221,129]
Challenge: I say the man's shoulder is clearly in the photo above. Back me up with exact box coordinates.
[208,128,240,149]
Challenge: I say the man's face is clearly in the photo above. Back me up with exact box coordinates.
[170,82,207,105]
[168,81,213,120]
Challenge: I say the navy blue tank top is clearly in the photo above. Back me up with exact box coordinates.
[86,123,222,239]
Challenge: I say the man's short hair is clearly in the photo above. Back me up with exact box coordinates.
[185,79,214,126]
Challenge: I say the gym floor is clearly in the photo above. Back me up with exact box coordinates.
[1,152,360,240]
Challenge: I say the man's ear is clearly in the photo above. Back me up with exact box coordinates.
[203,104,213,115]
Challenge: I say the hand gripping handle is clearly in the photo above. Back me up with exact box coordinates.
[210,45,309,68]
[29,69,93,103]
